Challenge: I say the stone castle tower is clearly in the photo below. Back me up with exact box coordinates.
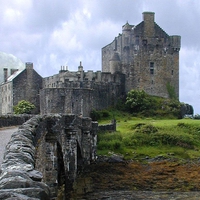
[102,12,181,99]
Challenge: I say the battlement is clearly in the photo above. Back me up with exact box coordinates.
[43,62,124,89]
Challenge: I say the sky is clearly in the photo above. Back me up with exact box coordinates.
[0,0,200,114]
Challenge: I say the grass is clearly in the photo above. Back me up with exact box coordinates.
[97,113,200,161]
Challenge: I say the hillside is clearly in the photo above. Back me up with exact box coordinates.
[95,109,198,161]
[69,115,200,199]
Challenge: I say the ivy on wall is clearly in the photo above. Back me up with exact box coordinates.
[166,82,177,99]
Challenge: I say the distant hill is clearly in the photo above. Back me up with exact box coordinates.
[0,52,24,83]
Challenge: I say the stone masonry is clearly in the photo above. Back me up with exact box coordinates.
[0,114,98,199]
[102,12,180,98]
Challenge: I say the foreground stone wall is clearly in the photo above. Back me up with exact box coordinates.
[0,114,97,199]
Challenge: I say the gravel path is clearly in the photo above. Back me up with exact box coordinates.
[0,127,18,165]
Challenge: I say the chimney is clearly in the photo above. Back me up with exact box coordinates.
[26,62,33,69]
[3,68,8,82]
[143,12,155,37]
[78,61,83,72]
[10,69,18,75]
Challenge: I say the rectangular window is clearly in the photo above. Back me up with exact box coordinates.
[150,62,154,75]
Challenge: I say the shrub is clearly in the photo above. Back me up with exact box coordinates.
[134,123,158,134]
[126,90,152,112]
[90,109,111,121]
[125,89,184,118]
[90,109,101,121]
[166,82,177,99]
[13,100,35,114]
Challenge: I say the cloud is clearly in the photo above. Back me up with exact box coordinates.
[0,0,200,113]
[180,47,200,113]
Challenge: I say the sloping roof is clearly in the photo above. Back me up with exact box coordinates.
[2,69,24,84]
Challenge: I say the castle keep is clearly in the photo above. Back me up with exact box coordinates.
[102,12,180,97]
[0,12,181,116]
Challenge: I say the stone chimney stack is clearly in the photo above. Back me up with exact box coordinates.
[143,12,155,38]
[26,62,33,69]
[3,68,8,82]
[10,69,18,75]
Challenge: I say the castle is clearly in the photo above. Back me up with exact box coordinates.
[0,12,181,116]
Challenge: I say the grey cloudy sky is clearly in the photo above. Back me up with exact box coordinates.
[0,0,200,114]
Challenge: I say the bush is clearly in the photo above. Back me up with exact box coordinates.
[126,90,152,112]
[90,109,111,121]
[125,89,183,118]
[13,100,35,114]
[131,123,158,134]
[90,109,101,121]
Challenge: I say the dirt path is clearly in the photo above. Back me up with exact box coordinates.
[0,127,18,165]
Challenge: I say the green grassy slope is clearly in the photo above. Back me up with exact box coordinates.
[97,113,200,161]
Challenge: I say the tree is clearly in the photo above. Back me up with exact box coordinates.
[13,100,35,114]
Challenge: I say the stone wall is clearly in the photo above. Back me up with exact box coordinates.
[0,115,50,200]
[102,12,180,99]
[98,119,116,132]
[40,78,125,117]
[0,114,98,199]
[0,114,33,128]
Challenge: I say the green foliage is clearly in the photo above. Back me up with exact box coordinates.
[166,82,177,99]
[134,123,158,134]
[90,109,101,121]
[126,90,152,112]
[90,109,111,121]
[97,116,200,160]
[125,89,182,118]
[13,100,35,114]
[98,132,122,151]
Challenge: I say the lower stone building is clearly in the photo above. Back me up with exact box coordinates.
[1,62,42,114]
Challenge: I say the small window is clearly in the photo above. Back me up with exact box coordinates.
[171,70,174,75]
[143,39,147,45]
[150,62,154,75]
